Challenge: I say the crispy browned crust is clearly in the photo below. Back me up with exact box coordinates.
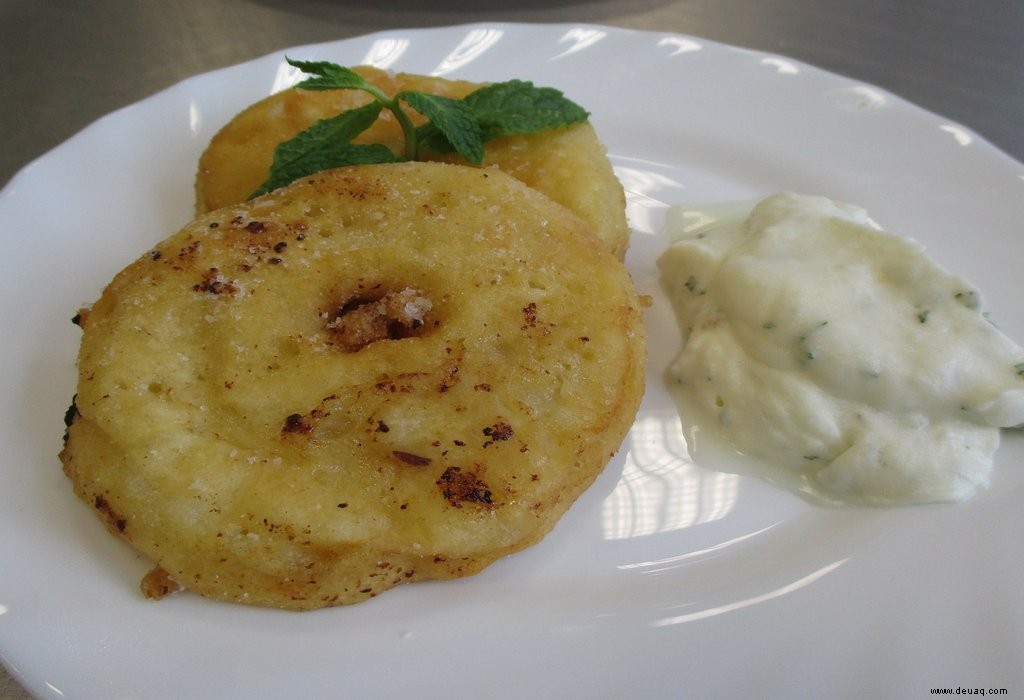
[62,162,646,610]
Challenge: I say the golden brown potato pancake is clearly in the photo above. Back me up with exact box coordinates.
[195,66,630,259]
[63,162,646,610]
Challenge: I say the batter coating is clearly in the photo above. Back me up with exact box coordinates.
[62,162,646,609]
[195,66,631,259]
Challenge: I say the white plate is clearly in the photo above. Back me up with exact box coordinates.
[2,22,1022,699]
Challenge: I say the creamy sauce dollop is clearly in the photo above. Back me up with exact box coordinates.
[659,192,1024,505]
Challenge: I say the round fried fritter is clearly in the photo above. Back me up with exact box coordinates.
[195,66,630,259]
[62,162,646,610]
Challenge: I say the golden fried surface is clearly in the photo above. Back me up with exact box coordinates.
[62,162,646,610]
[195,66,631,259]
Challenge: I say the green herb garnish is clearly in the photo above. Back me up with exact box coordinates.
[797,320,829,364]
[249,59,590,198]
[953,289,980,310]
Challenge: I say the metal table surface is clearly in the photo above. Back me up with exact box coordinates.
[2,1,1022,697]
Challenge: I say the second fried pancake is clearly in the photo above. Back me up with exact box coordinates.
[195,66,630,259]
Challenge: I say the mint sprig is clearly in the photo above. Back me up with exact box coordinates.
[249,58,589,198]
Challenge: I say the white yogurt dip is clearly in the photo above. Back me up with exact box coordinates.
[658,192,1024,505]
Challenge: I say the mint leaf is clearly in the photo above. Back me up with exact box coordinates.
[398,91,484,164]
[251,143,400,198]
[417,79,589,155]
[250,101,398,197]
[286,58,379,93]
[464,80,589,140]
